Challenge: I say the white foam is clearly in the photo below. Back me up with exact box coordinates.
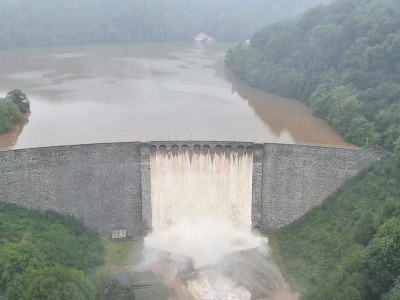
[147,148,259,299]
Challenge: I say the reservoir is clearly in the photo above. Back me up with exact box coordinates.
[0,43,351,149]
[0,42,360,300]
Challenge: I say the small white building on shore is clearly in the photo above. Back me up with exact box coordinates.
[193,32,214,43]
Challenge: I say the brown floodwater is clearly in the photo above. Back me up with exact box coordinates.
[0,43,351,149]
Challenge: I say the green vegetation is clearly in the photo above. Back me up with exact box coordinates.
[0,0,330,48]
[6,267,95,300]
[4,90,30,114]
[100,237,142,268]
[225,0,400,151]
[270,146,400,299]
[0,202,103,299]
[95,238,173,300]
[0,90,29,135]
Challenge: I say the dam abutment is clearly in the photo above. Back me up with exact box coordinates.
[139,142,152,235]
[0,142,381,237]
[251,143,264,231]
[0,143,144,237]
[260,144,380,230]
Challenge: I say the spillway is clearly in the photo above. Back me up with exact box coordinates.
[146,144,259,299]
[149,144,254,232]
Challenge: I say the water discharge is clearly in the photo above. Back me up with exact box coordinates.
[149,145,253,234]
[144,145,293,299]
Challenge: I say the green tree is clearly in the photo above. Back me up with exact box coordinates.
[327,87,360,135]
[395,139,400,167]
[364,218,400,297]
[0,202,103,297]
[0,99,24,134]
[308,23,343,72]
[352,212,377,246]
[0,242,45,287]
[394,139,400,183]
[381,277,400,300]
[346,114,377,147]
[310,84,333,119]
[5,89,30,113]
[6,267,95,300]
[380,198,400,223]
[339,286,362,300]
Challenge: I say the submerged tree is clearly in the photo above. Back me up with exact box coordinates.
[5,89,30,113]
[0,98,24,134]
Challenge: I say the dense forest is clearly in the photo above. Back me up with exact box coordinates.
[225,0,400,151]
[0,203,103,299]
[0,0,331,48]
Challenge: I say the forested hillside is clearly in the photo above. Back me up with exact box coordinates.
[225,0,400,151]
[0,0,331,48]
[0,203,103,299]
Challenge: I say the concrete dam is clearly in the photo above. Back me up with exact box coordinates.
[0,142,381,238]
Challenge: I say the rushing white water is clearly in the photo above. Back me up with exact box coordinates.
[188,272,251,300]
[150,145,253,232]
[145,215,260,266]
[146,145,260,299]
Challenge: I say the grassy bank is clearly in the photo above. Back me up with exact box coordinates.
[94,238,173,300]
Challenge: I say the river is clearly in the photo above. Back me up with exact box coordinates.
[0,42,351,149]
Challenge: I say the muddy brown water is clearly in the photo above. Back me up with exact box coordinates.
[0,43,351,149]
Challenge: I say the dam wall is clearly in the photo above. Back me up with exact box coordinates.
[259,144,380,230]
[0,143,145,237]
[0,142,381,237]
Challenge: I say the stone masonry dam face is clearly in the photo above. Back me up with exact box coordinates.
[0,142,381,238]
